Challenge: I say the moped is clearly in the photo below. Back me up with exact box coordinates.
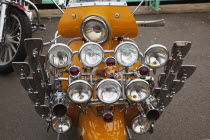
[0,0,42,73]
[12,0,196,139]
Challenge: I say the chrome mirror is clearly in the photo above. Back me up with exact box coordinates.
[177,65,196,81]
[171,41,191,58]
[24,38,43,56]
[12,62,30,77]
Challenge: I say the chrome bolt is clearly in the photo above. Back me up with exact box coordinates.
[72,14,76,19]
[115,13,120,18]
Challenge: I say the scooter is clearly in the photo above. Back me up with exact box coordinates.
[12,0,196,139]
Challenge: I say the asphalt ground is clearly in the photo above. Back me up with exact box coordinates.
[0,12,210,140]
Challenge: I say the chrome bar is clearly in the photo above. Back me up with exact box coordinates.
[43,34,61,46]
[55,77,69,81]
[126,126,132,140]
[104,50,114,53]
[51,0,64,14]
[136,19,165,27]
[88,98,127,106]
[0,2,7,42]
[25,0,40,32]
[56,133,61,140]
[132,0,144,14]
[67,38,83,45]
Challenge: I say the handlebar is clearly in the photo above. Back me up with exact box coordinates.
[136,19,165,27]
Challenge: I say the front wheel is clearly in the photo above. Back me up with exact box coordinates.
[0,8,32,73]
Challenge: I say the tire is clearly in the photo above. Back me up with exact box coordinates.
[0,8,32,73]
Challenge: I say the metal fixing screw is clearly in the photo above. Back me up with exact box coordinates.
[115,13,120,18]
[72,14,76,19]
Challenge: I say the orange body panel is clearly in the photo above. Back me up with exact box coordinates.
[78,107,126,140]
[58,6,138,39]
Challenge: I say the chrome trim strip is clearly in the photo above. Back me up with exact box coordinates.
[67,2,127,8]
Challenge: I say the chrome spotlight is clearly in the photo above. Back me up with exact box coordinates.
[96,79,122,104]
[79,42,104,67]
[81,15,109,43]
[48,43,73,69]
[126,79,150,102]
[52,116,71,133]
[144,44,169,69]
[114,42,142,67]
[67,80,93,103]
[131,116,152,134]
[50,92,70,117]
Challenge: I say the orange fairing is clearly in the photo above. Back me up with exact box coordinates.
[58,6,138,39]
[78,107,126,140]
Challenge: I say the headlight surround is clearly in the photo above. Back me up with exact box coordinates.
[48,43,73,69]
[131,116,152,134]
[67,80,92,103]
[96,79,122,104]
[144,44,169,68]
[114,42,142,67]
[126,79,150,102]
[79,42,104,67]
[81,16,109,43]
[52,116,71,134]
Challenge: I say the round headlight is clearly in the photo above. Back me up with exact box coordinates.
[114,42,141,67]
[67,80,92,103]
[52,116,71,133]
[126,79,150,102]
[79,42,104,67]
[96,79,122,104]
[131,116,152,134]
[48,43,73,69]
[144,44,169,68]
[81,16,109,43]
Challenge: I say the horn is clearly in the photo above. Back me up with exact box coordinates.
[142,99,160,121]
[50,92,70,117]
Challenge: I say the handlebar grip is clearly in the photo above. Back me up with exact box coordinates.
[136,19,165,27]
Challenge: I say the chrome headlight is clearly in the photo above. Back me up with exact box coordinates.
[48,43,73,69]
[81,16,109,43]
[144,44,169,68]
[115,42,141,67]
[131,116,152,134]
[126,79,150,102]
[79,42,104,67]
[67,80,92,103]
[52,116,71,133]
[96,79,122,104]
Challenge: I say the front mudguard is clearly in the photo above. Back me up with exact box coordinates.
[78,107,127,140]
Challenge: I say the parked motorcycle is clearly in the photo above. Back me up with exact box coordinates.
[0,0,42,73]
[12,0,196,139]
